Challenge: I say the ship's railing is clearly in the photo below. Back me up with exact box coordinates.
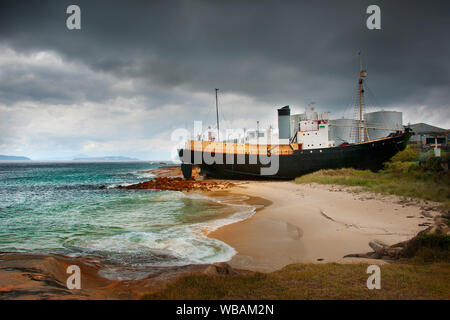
[185,140,298,155]
[354,131,404,145]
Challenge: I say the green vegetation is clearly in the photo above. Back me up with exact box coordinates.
[143,262,450,300]
[416,234,450,251]
[409,235,450,264]
[391,147,420,162]
[294,148,450,210]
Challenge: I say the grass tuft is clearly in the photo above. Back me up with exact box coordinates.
[142,262,450,300]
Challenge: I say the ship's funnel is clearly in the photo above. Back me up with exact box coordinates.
[278,105,291,144]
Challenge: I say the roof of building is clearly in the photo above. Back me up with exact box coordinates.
[408,123,448,135]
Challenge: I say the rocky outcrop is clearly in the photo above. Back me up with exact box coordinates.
[118,177,235,192]
[117,165,235,191]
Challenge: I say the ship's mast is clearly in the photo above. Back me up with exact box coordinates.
[358,52,367,142]
[215,88,220,141]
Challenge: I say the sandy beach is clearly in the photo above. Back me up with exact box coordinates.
[209,181,440,272]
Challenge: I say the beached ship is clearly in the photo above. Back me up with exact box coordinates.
[178,57,412,180]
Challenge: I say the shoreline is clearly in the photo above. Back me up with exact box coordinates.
[1,165,444,299]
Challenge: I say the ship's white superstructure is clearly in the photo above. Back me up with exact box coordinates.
[289,107,335,149]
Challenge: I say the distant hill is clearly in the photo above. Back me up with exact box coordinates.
[73,156,139,161]
[0,155,31,160]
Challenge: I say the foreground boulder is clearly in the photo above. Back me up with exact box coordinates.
[202,262,237,276]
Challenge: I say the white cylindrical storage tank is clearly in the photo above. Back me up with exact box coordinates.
[278,106,291,144]
[329,119,360,145]
[364,111,403,140]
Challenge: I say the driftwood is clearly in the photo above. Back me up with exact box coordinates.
[344,218,449,260]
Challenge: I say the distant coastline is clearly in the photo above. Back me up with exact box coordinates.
[73,156,139,161]
[0,155,31,160]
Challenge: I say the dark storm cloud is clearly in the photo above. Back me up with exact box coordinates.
[0,50,125,105]
[1,0,449,112]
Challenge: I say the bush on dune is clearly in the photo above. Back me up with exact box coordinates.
[382,161,418,174]
[391,147,419,162]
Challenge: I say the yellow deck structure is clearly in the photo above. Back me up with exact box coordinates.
[185,140,301,156]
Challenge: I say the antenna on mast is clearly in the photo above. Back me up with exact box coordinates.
[358,51,367,142]
[215,88,220,141]
[359,51,362,71]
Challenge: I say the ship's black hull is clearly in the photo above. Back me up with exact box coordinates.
[179,131,411,180]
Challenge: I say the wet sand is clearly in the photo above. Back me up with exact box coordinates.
[209,181,441,272]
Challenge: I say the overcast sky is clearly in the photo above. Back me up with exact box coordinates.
[0,0,449,160]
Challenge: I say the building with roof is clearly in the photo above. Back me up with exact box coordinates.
[408,123,449,149]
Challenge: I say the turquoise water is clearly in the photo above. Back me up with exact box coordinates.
[0,162,254,278]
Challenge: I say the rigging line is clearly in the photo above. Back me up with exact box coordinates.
[229,93,234,131]
[345,82,360,119]
[364,79,393,127]
[204,96,213,128]
[219,98,227,133]
[364,80,403,134]
[364,80,383,108]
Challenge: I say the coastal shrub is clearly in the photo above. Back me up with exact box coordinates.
[411,235,450,263]
[383,161,418,174]
[418,151,432,162]
[294,169,376,188]
[391,148,420,162]
[424,157,443,172]
[399,234,450,264]
[413,248,450,263]
[441,150,449,161]
[416,234,450,250]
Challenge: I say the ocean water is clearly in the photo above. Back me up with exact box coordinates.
[0,162,255,279]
